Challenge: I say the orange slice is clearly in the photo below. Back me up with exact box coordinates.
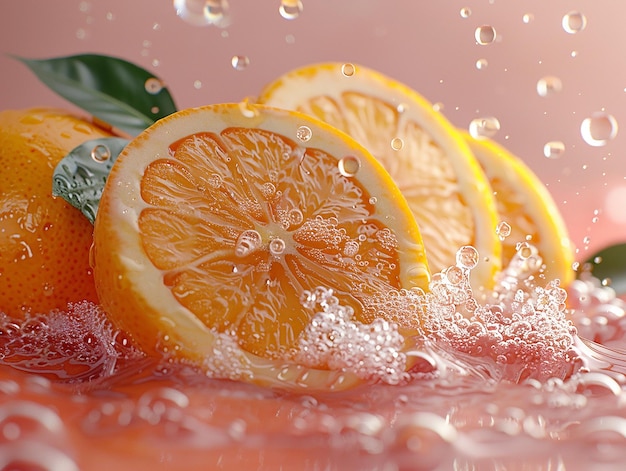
[93,103,429,390]
[462,132,575,284]
[257,63,501,290]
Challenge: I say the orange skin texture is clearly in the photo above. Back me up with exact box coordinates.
[0,108,113,317]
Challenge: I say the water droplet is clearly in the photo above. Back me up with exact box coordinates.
[456,246,479,269]
[238,99,259,118]
[537,76,563,97]
[261,182,276,198]
[391,137,404,151]
[581,113,618,147]
[193,80,202,89]
[543,141,565,159]
[397,103,408,114]
[369,196,378,205]
[173,0,230,27]
[475,58,488,70]
[279,0,303,20]
[296,125,312,142]
[289,208,304,226]
[338,156,361,177]
[231,55,250,71]
[269,238,286,255]
[460,7,472,18]
[475,25,497,45]
[496,221,511,240]
[432,102,444,112]
[343,240,360,257]
[562,11,587,34]
[522,13,534,24]
[90,144,111,162]
[341,63,356,77]
[235,230,262,257]
[144,78,164,94]
[469,117,501,139]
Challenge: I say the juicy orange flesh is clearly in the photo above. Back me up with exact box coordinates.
[138,128,406,358]
[293,92,474,273]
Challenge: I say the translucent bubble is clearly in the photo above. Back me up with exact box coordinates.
[193,80,202,89]
[341,63,356,77]
[391,137,404,151]
[369,196,378,204]
[543,141,565,159]
[522,13,534,24]
[496,221,511,240]
[460,7,471,18]
[296,125,312,142]
[562,11,587,34]
[537,76,563,97]
[144,77,164,94]
[338,156,361,177]
[475,25,497,45]
[516,242,533,259]
[456,246,479,269]
[475,58,488,70]
[581,113,618,147]
[204,0,230,26]
[343,240,360,257]
[288,208,304,226]
[174,0,229,27]
[235,230,262,257]
[90,144,111,162]
[231,55,250,71]
[269,238,286,256]
[279,0,303,20]
[469,117,501,139]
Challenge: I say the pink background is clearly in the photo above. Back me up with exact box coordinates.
[1,0,625,262]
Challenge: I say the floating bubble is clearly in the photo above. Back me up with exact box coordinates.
[144,78,164,94]
[391,137,404,151]
[475,25,496,45]
[516,242,533,259]
[269,238,286,256]
[537,76,563,97]
[296,125,312,142]
[341,63,356,77]
[235,230,262,257]
[522,13,534,24]
[231,55,250,71]
[173,0,230,27]
[90,144,111,163]
[279,0,303,20]
[456,246,479,269]
[338,156,361,177]
[468,117,501,139]
[580,112,618,147]
[460,7,471,18]
[562,11,587,34]
[496,221,512,240]
[543,141,565,159]
[475,58,488,70]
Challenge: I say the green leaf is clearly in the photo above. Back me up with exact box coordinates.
[15,54,177,136]
[52,137,130,224]
[582,243,626,296]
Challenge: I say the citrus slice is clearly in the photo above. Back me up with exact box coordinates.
[257,63,501,289]
[462,132,575,284]
[93,103,429,390]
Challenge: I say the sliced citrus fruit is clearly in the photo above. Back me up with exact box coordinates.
[257,62,501,290]
[462,131,575,285]
[93,103,429,390]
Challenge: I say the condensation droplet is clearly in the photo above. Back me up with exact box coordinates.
[562,11,587,34]
[456,246,479,269]
[193,80,202,89]
[296,125,312,142]
[537,76,563,97]
[144,77,164,94]
[231,55,250,71]
[391,137,404,151]
[235,230,262,257]
[469,117,501,139]
[522,13,534,24]
[338,156,361,177]
[475,58,488,70]
[460,7,472,18]
[269,238,286,256]
[580,113,619,147]
[496,221,511,240]
[341,63,356,77]
[279,0,303,20]
[90,144,111,162]
[173,0,230,27]
[543,141,565,159]
[475,25,497,45]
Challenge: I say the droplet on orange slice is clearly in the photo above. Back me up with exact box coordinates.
[257,63,501,291]
[462,132,575,285]
[93,103,429,390]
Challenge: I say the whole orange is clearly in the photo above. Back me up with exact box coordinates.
[0,108,114,317]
